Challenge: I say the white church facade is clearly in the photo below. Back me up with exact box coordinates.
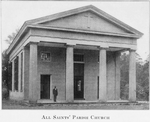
[6,5,143,103]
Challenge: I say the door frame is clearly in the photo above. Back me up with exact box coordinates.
[40,74,52,99]
[74,63,84,100]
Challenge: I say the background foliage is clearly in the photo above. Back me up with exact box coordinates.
[120,52,149,101]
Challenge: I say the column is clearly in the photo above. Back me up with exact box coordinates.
[115,51,121,100]
[29,42,38,102]
[23,47,30,100]
[99,48,107,102]
[129,49,136,101]
[12,60,15,92]
[66,45,74,102]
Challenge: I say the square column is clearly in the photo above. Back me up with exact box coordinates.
[115,51,121,100]
[99,48,107,102]
[129,50,136,101]
[29,42,38,102]
[23,47,30,100]
[66,45,74,102]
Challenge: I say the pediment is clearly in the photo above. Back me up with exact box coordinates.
[25,5,143,38]
[6,5,143,55]
[38,11,133,35]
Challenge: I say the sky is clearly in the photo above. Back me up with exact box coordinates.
[1,1,149,60]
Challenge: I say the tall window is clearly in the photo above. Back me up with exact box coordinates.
[14,56,19,91]
[97,76,99,99]
[8,62,12,91]
[20,53,23,92]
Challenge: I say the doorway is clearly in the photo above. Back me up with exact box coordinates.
[40,75,50,99]
[74,63,84,99]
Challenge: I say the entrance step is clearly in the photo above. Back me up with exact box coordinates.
[37,99,139,104]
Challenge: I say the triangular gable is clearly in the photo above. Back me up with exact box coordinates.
[38,11,132,34]
[26,5,143,37]
[6,5,143,55]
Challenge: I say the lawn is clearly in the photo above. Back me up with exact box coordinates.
[2,99,149,110]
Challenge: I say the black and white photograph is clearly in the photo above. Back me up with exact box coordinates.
[0,1,149,122]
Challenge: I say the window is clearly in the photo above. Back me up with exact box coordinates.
[20,53,23,92]
[41,52,51,61]
[97,76,99,99]
[8,62,12,91]
[74,54,84,62]
[14,56,19,91]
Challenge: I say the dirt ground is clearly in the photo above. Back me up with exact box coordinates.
[2,99,149,110]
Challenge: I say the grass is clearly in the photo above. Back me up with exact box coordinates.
[2,99,149,110]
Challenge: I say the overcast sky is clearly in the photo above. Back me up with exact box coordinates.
[1,1,149,60]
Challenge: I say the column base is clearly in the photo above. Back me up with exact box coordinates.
[28,100,38,104]
[98,97,107,102]
[129,99,137,102]
[66,100,74,103]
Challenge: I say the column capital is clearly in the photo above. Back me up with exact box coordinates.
[29,42,38,45]
[66,44,75,48]
[129,48,136,52]
[98,46,109,50]
[66,42,76,46]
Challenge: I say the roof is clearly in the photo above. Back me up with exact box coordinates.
[6,5,143,54]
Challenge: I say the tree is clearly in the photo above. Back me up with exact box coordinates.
[120,52,149,101]
[5,29,19,44]
[2,50,9,99]
[2,29,19,99]
[136,59,149,101]
[120,52,129,100]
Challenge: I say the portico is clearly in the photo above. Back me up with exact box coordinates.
[6,5,143,103]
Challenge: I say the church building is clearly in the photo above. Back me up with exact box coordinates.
[6,5,143,103]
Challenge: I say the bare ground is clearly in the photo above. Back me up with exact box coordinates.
[2,99,149,110]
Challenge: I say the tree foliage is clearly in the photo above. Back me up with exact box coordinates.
[2,50,9,99]
[120,52,130,100]
[2,29,19,99]
[120,52,149,101]
[5,29,19,44]
[136,59,149,101]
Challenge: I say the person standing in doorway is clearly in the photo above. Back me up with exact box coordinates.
[53,86,58,102]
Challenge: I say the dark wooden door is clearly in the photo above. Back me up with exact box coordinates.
[40,75,50,99]
[74,63,84,99]
[74,76,84,99]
